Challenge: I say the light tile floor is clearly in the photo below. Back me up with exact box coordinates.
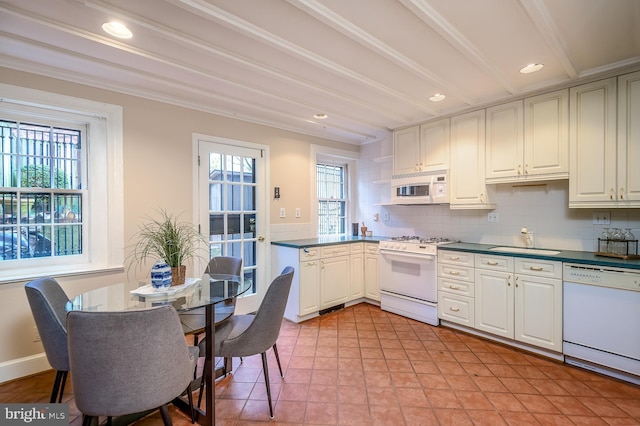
[2,303,639,425]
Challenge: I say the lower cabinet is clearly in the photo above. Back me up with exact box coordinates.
[438,249,563,354]
[364,243,380,301]
[272,241,379,323]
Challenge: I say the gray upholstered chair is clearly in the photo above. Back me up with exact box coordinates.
[24,277,70,403]
[201,266,295,418]
[67,306,199,426]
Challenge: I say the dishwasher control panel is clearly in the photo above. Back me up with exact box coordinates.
[564,263,640,291]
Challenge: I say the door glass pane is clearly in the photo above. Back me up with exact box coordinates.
[207,150,260,297]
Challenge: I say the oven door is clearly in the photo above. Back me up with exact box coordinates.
[379,249,437,303]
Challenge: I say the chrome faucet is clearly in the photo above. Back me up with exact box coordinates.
[521,227,534,248]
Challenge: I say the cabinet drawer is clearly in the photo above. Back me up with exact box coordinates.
[438,293,474,327]
[300,247,319,261]
[475,253,514,271]
[438,250,474,266]
[320,244,350,258]
[364,243,379,255]
[438,276,474,297]
[349,243,364,254]
[437,264,474,282]
[515,258,562,279]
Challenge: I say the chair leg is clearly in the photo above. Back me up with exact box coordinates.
[185,384,195,424]
[272,343,284,378]
[50,370,66,403]
[159,405,173,426]
[261,352,274,419]
[81,415,96,426]
[58,371,68,403]
[197,358,208,409]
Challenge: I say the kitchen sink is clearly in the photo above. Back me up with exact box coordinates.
[488,246,561,255]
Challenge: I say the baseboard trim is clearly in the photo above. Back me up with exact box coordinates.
[0,353,51,384]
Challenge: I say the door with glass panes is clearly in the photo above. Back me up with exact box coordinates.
[197,138,267,314]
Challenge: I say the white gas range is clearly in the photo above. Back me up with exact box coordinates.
[379,236,456,326]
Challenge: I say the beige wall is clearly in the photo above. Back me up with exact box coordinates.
[0,67,358,382]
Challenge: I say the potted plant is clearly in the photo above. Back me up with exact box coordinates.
[129,209,206,285]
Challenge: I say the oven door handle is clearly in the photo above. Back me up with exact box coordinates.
[379,249,435,261]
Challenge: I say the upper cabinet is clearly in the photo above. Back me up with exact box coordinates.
[569,71,640,208]
[393,118,449,176]
[450,110,495,209]
[486,90,569,183]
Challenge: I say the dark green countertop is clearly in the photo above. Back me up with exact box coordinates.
[271,235,390,248]
[440,242,640,270]
[271,238,640,270]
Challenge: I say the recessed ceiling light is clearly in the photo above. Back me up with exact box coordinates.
[313,113,328,120]
[102,21,132,39]
[520,63,544,74]
[429,93,446,102]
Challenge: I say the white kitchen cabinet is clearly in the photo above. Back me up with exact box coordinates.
[616,71,640,204]
[393,118,449,176]
[320,252,349,309]
[299,256,321,316]
[437,249,475,327]
[474,264,514,339]
[349,243,364,300]
[364,243,380,301]
[393,125,421,175]
[486,90,569,183]
[473,253,563,352]
[450,110,495,209]
[570,71,640,207]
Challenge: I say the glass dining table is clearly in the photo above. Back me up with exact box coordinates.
[66,273,252,426]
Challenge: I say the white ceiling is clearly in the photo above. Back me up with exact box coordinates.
[1,0,639,145]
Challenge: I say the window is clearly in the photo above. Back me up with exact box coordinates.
[0,83,123,282]
[1,120,84,261]
[317,163,347,235]
[311,145,358,237]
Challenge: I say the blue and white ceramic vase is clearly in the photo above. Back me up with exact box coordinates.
[150,260,172,289]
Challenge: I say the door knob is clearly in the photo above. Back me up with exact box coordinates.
[258,236,265,242]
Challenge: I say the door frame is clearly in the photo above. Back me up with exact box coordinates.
[192,133,271,313]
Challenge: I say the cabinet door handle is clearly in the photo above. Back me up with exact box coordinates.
[487,261,499,266]
[525,164,529,174]
[449,307,460,312]
[450,256,460,260]
[610,188,615,200]
[620,188,624,200]
[529,266,543,271]
[449,285,460,290]
[507,274,511,286]
[517,164,522,175]
[449,271,460,276]
[515,276,519,288]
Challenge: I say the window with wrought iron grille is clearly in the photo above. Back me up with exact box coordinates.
[1,120,85,261]
[1,83,123,280]
[317,163,348,236]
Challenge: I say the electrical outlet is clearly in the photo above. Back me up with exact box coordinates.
[279,208,286,218]
[33,326,41,343]
[382,211,389,221]
[488,212,499,223]
[592,212,611,225]
[295,208,301,218]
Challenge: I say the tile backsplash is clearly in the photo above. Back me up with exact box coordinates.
[358,138,640,252]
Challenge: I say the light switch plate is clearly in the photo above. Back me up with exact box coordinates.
[488,212,499,223]
[592,212,610,224]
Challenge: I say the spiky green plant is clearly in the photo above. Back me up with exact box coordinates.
[130,209,206,269]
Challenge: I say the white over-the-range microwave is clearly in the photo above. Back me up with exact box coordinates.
[390,172,449,205]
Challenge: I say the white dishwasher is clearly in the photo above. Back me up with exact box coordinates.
[563,263,640,385]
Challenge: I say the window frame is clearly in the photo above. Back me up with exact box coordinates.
[310,144,358,237]
[0,83,124,283]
